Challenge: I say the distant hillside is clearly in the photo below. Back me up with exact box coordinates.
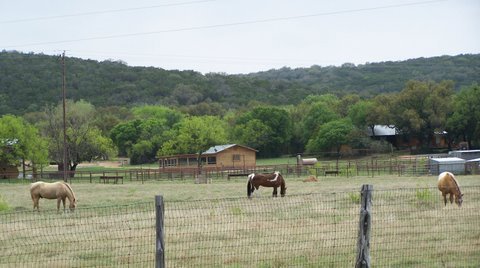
[246,54,480,95]
[1,51,479,115]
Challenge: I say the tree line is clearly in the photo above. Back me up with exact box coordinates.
[1,80,479,173]
[1,51,479,116]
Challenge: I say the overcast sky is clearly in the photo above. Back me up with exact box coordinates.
[1,0,479,74]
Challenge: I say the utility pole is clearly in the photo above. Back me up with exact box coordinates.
[61,51,67,182]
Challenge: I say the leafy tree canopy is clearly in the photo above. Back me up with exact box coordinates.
[306,118,355,154]
[234,107,292,157]
[36,100,116,172]
[158,116,228,158]
[446,84,480,148]
[0,115,49,167]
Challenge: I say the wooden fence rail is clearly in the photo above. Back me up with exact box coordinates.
[1,158,477,182]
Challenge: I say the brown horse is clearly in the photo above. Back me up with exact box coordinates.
[247,171,286,198]
[437,171,463,207]
[30,181,77,212]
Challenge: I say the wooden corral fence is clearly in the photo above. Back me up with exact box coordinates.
[0,156,476,182]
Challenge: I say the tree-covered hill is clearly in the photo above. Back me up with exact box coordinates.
[247,54,480,95]
[1,50,479,116]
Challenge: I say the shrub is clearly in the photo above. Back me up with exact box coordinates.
[415,188,434,207]
[0,195,9,212]
[347,192,360,204]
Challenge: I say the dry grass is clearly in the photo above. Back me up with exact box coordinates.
[1,174,479,267]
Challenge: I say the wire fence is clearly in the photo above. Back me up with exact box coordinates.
[1,186,479,267]
[0,202,156,267]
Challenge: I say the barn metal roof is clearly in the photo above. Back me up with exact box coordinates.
[203,144,237,154]
[429,157,466,163]
[203,144,257,154]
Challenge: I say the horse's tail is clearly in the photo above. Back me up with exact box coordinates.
[247,173,255,198]
[280,175,287,197]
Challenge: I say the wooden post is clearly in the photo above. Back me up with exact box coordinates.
[355,184,373,268]
[155,195,165,268]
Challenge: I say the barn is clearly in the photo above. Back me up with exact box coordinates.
[158,144,257,169]
[428,157,466,175]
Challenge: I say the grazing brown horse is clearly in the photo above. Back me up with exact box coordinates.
[30,181,77,212]
[437,171,463,207]
[247,171,286,198]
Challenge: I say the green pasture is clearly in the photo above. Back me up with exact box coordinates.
[3,174,479,210]
[1,174,479,267]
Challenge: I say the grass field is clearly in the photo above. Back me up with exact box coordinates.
[2,173,480,209]
[1,174,479,267]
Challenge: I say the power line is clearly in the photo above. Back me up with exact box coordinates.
[0,0,217,24]
[3,0,449,48]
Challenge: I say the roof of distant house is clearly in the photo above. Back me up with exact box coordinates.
[203,144,257,154]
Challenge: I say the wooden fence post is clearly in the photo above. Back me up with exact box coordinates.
[355,184,373,268]
[155,195,165,268]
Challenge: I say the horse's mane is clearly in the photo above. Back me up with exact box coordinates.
[449,173,462,195]
[62,182,76,200]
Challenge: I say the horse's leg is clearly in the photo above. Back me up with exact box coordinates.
[248,185,253,198]
[62,197,67,212]
[442,193,447,206]
[272,186,278,197]
[33,197,39,212]
[449,193,454,204]
[57,198,63,213]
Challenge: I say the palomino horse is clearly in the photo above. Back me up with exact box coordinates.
[30,181,77,212]
[247,171,286,198]
[437,171,463,207]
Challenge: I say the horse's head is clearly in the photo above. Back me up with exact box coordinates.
[69,198,77,212]
[455,193,463,207]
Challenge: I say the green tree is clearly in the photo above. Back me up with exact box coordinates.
[92,106,133,136]
[348,100,374,128]
[38,100,116,175]
[446,84,480,148]
[0,115,49,175]
[306,118,354,154]
[232,119,271,151]
[300,95,340,145]
[390,80,454,149]
[158,116,228,169]
[233,107,292,157]
[110,105,184,164]
[110,120,142,157]
[131,105,184,124]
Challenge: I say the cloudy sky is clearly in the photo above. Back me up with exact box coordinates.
[1,0,479,74]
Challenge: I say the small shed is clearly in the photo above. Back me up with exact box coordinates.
[448,150,480,161]
[466,158,480,175]
[429,157,466,175]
